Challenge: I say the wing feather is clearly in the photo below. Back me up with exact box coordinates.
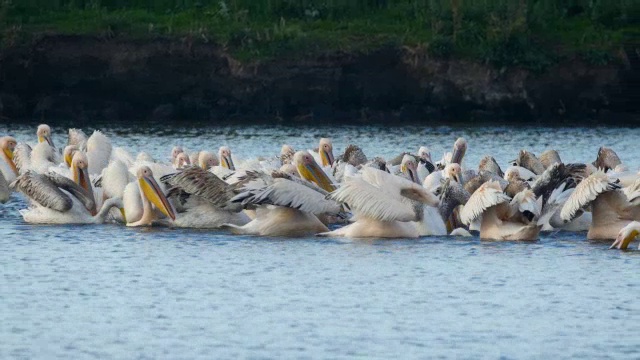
[460,180,510,225]
[560,170,620,221]
[234,178,340,215]
[11,171,73,211]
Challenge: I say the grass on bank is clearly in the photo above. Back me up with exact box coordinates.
[0,0,635,69]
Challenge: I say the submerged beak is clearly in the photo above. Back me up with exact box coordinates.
[139,175,176,221]
[610,229,639,250]
[321,149,335,167]
[222,155,235,171]
[297,161,335,192]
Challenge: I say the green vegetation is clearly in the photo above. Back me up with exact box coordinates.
[1,0,635,69]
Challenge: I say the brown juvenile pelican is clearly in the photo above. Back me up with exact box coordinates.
[539,150,562,169]
[513,150,545,175]
[593,146,621,172]
[279,145,296,165]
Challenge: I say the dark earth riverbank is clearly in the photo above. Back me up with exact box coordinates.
[1,35,638,124]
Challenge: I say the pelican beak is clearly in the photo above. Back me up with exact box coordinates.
[297,161,335,192]
[39,135,54,148]
[64,153,73,168]
[222,154,235,171]
[119,208,127,223]
[73,165,96,215]
[610,229,639,250]
[3,147,17,175]
[139,175,176,221]
[321,149,335,167]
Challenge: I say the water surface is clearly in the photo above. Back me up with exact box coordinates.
[1,123,639,359]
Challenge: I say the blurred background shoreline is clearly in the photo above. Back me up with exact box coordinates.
[1,1,638,123]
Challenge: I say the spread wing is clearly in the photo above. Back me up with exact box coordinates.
[560,170,620,222]
[460,180,510,225]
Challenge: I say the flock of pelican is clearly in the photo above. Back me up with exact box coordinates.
[2,124,640,250]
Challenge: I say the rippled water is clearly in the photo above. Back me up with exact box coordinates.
[2,123,640,359]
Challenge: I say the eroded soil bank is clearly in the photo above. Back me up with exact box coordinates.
[1,35,637,123]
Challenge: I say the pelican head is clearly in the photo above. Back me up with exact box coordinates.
[318,138,335,167]
[293,151,335,192]
[171,146,184,162]
[0,136,18,175]
[219,146,235,170]
[611,221,640,250]
[401,155,419,184]
[279,163,299,178]
[198,151,219,170]
[37,124,54,147]
[136,166,176,222]
[445,163,463,184]
[418,146,432,163]
[174,152,191,169]
[505,169,522,182]
[71,151,96,214]
[280,144,295,165]
[63,145,79,168]
[451,137,467,165]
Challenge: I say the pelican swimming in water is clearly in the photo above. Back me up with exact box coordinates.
[36,124,55,148]
[0,136,18,202]
[226,151,340,236]
[11,171,123,224]
[560,171,640,240]
[219,146,235,171]
[160,166,250,228]
[460,180,541,240]
[319,166,439,238]
[123,166,176,227]
[610,221,640,250]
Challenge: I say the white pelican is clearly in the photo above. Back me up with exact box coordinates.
[225,151,340,236]
[11,171,122,224]
[173,152,191,169]
[450,137,467,166]
[460,181,541,240]
[160,166,250,228]
[560,171,640,240]
[610,221,640,250]
[321,167,439,238]
[123,166,176,227]
[227,169,341,237]
[317,138,335,167]
[423,163,463,193]
[36,124,54,148]
[67,128,87,148]
[86,130,112,175]
[219,146,235,170]
[0,136,18,183]
[171,146,184,163]
[196,151,219,170]
[280,145,295,165]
